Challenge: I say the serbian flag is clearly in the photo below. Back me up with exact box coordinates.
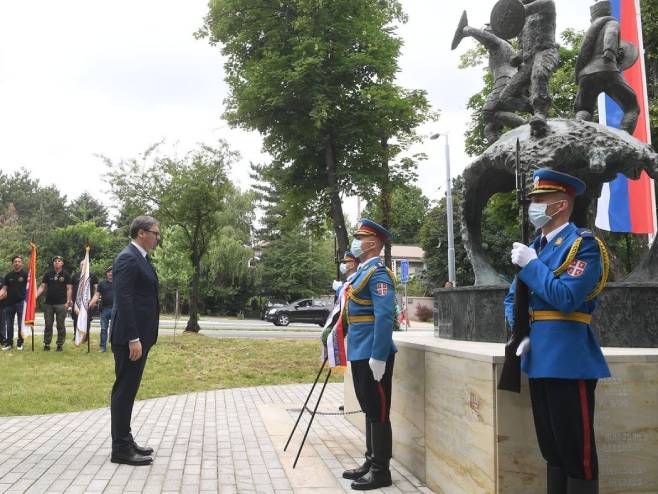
[20,242,37,340]
[321,283,348,368]
[74,246,91,346]
[595,0,657,234]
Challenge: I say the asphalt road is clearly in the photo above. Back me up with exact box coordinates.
[22,316,432,340]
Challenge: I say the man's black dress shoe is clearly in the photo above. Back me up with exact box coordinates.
[132,443,154,456]
[111,449,153,466]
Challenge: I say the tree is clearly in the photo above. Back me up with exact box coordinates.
[259,230,335,301]
[198,0,432,256]
[67,193,109,228]
[361,185,430,244]
[104,142,236,331]
[41,221,123,277]
[420,178,474,287]
[0,169,69,241]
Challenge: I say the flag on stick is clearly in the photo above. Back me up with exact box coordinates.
[596,0,657,234]
[74,246,91,346]
[322,283,348,368]
[20,242,37,340]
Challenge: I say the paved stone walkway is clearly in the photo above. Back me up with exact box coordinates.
[0,384,433,494]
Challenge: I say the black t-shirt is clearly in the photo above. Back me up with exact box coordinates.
[4,270,28,305]
[96,279,114,309]
[73,272,99,300]
[42,270,73,305]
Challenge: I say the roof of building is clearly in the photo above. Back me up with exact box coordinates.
[379,244,425,262]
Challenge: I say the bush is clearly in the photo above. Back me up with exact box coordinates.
[415,304,433,322]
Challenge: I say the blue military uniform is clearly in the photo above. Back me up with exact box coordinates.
[504,168,610,491]
[343,219,396,491]
[504,223,610,379]
[346,256,398,361]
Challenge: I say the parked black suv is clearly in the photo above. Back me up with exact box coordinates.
[265,298,331,326]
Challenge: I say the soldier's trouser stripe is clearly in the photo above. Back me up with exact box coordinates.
[578,379,593,481]
[376,382,387,423]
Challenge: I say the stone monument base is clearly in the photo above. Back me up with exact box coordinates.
[343,333,658,493]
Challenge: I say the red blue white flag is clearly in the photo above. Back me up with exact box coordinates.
[595,0,657,234]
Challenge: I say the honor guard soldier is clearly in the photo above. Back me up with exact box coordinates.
[337,251,359,292]
[342,220,397,491]
[504,169,610,494]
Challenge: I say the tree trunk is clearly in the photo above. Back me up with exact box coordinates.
[325,138,349,254]
[380,137,393,269]
[186,252,201,332]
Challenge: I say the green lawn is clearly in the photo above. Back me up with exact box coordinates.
[0,334,342,416]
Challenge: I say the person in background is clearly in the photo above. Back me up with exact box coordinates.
[0,276,6,349]
[1,256,28,351]
[90,265,114,352]
[36,255,73,351]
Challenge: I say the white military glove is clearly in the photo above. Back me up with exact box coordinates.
[332,280,342,290]
[515,336,531,357]
[369,358,386,382]
[511,242,538,268]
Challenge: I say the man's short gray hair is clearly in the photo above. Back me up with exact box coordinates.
[129,216,159,239]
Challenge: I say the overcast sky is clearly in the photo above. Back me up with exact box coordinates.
[0,0,594,223]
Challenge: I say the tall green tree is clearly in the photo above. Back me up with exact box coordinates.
[259,229,335,301]
[361,185,430,244]
[198,0,431,256]
[0,169,69,241]
[104,142,236,331]
[67,193,109,228]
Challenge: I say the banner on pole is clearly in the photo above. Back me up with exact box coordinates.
[74,247,91,346]
[20,242,38,339]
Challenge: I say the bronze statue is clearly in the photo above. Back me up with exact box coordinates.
[575,0,640,134]
[452,11,526,143]
[496,0,559,136]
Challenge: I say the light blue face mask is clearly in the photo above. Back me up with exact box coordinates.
[339,263,348,274]
[350,239,363,258]
[528,201,563,229]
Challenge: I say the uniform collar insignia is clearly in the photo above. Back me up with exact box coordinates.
[555,237,563,246]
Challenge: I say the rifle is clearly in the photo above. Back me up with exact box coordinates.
[498,138,530,393]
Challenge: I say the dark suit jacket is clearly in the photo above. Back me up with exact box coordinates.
[110,243,159,349]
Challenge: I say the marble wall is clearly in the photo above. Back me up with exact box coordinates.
[345,335,658,494]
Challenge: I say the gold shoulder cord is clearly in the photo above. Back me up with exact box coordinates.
[552,236,609,301]
[348,265,397,305]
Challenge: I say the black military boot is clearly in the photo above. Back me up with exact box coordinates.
[350,422,392,490]
[567,477,598,494]
[547,464,567,494]
[343,418,372,480]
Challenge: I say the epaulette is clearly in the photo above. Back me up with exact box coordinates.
[554,230,609,300]
[576,228,595,238]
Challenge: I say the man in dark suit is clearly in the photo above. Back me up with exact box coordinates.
[110,215,160,466]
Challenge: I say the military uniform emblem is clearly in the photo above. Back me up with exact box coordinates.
[375,282,388,296]
[567,259,587,277]
[18,277,24,282]
[58,276,64,282]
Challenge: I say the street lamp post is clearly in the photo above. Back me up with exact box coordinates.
[431,133,456,286]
